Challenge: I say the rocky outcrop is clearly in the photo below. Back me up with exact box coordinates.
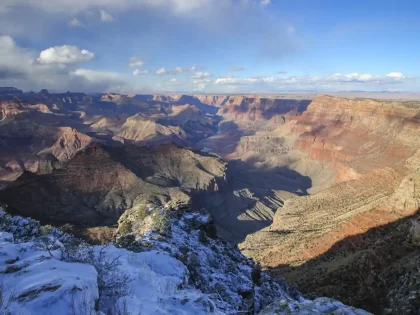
[194,95,229,107]
[43,128,93,162]
[0,143,227,228]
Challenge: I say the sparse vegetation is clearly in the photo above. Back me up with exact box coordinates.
[0,278,16,314]
[32,225,62,258]
[148,209,171,236]
[118,221,133,235]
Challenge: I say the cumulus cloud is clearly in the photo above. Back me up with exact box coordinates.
[190,72,213,79]
[193,78,211,84]
[133,69,148,76]
[213,72,413,91]
[100,9,114,22]
[68,17,84,27]
[156,68,167,75]
[72,68,120,82]
[0,36,127,92]
[171,66,204,74]
[36,45,95,65]
[167,78,181,85]
[230,66,244,72]
[128,57,144,68]
[0,35,16,51]
[0,0,213,15]
[190,65,205,71]
[156,66,204,75]
[315,72,407,84]
[260,0,271,6]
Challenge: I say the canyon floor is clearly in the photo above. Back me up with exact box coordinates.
[1,90,420,313]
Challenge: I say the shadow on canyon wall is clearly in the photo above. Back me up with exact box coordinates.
[268,209,420,314]
[192,160,313,243]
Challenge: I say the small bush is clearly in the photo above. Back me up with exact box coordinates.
[135,204,149,222]
[61,242,132,308]
[119,221,133,235]
[115,234,143,252]
[149,209,171,236]
[32,225,62,258]
[0,278,16,312]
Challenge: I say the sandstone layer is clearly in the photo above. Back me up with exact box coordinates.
[240,96,420,313]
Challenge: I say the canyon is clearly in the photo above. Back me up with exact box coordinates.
[1,89,420,313]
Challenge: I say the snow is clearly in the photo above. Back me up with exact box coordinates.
[96,246,218,314]
[0,207,372,315]
[259,297,372,314]
[0,236,98,315]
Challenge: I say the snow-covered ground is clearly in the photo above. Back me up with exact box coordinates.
[0,207,371,314]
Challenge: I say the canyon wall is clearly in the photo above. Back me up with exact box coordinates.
[240,95,420,313]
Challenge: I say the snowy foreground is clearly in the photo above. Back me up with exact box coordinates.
[0,207,371,314]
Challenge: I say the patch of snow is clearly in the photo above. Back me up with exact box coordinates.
[0,237,98,315]
[0,206,372,315]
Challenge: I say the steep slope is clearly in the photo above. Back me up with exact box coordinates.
[292,95,420,181]
[0,207,371,315]
[216,96,310,122]
[0,143,226,227]
[240,96,420,313]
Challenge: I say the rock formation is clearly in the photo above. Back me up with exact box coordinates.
[0,143,227,228]
[240,95,420,313]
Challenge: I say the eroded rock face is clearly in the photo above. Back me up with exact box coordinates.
[0,143,227,227]
[292,95,420,181]
[217,96,310,122]
[240,96,420,313]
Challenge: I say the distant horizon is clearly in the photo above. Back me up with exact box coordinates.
[1,0,419,93]
[3,85,420,101]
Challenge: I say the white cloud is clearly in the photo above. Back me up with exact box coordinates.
[128,57,144,68]
[260,0,271,6]
[68,17,84,27]
[193,79,211,84]
[287,25,295,34]
[386,72,404,79]
[0,35,16,51]
[230,66,244,72]
[190,65,205,71]
[171,65,203,74]
[213,72,413,90]
[190,72,213,79]
[133,69,148,75]
[71,68,125,91]
[156,68,167,75]
[100,9,114,22]
[0,36,127,92]
[193,83,207,91]
[72,68,120,81]
[156,65,204,75]
[167,78,181,85]
[171,67,186,75]
[36,45,94,64]
[0,0,214,15]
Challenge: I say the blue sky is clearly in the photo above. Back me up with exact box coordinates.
[0,0,419,93]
